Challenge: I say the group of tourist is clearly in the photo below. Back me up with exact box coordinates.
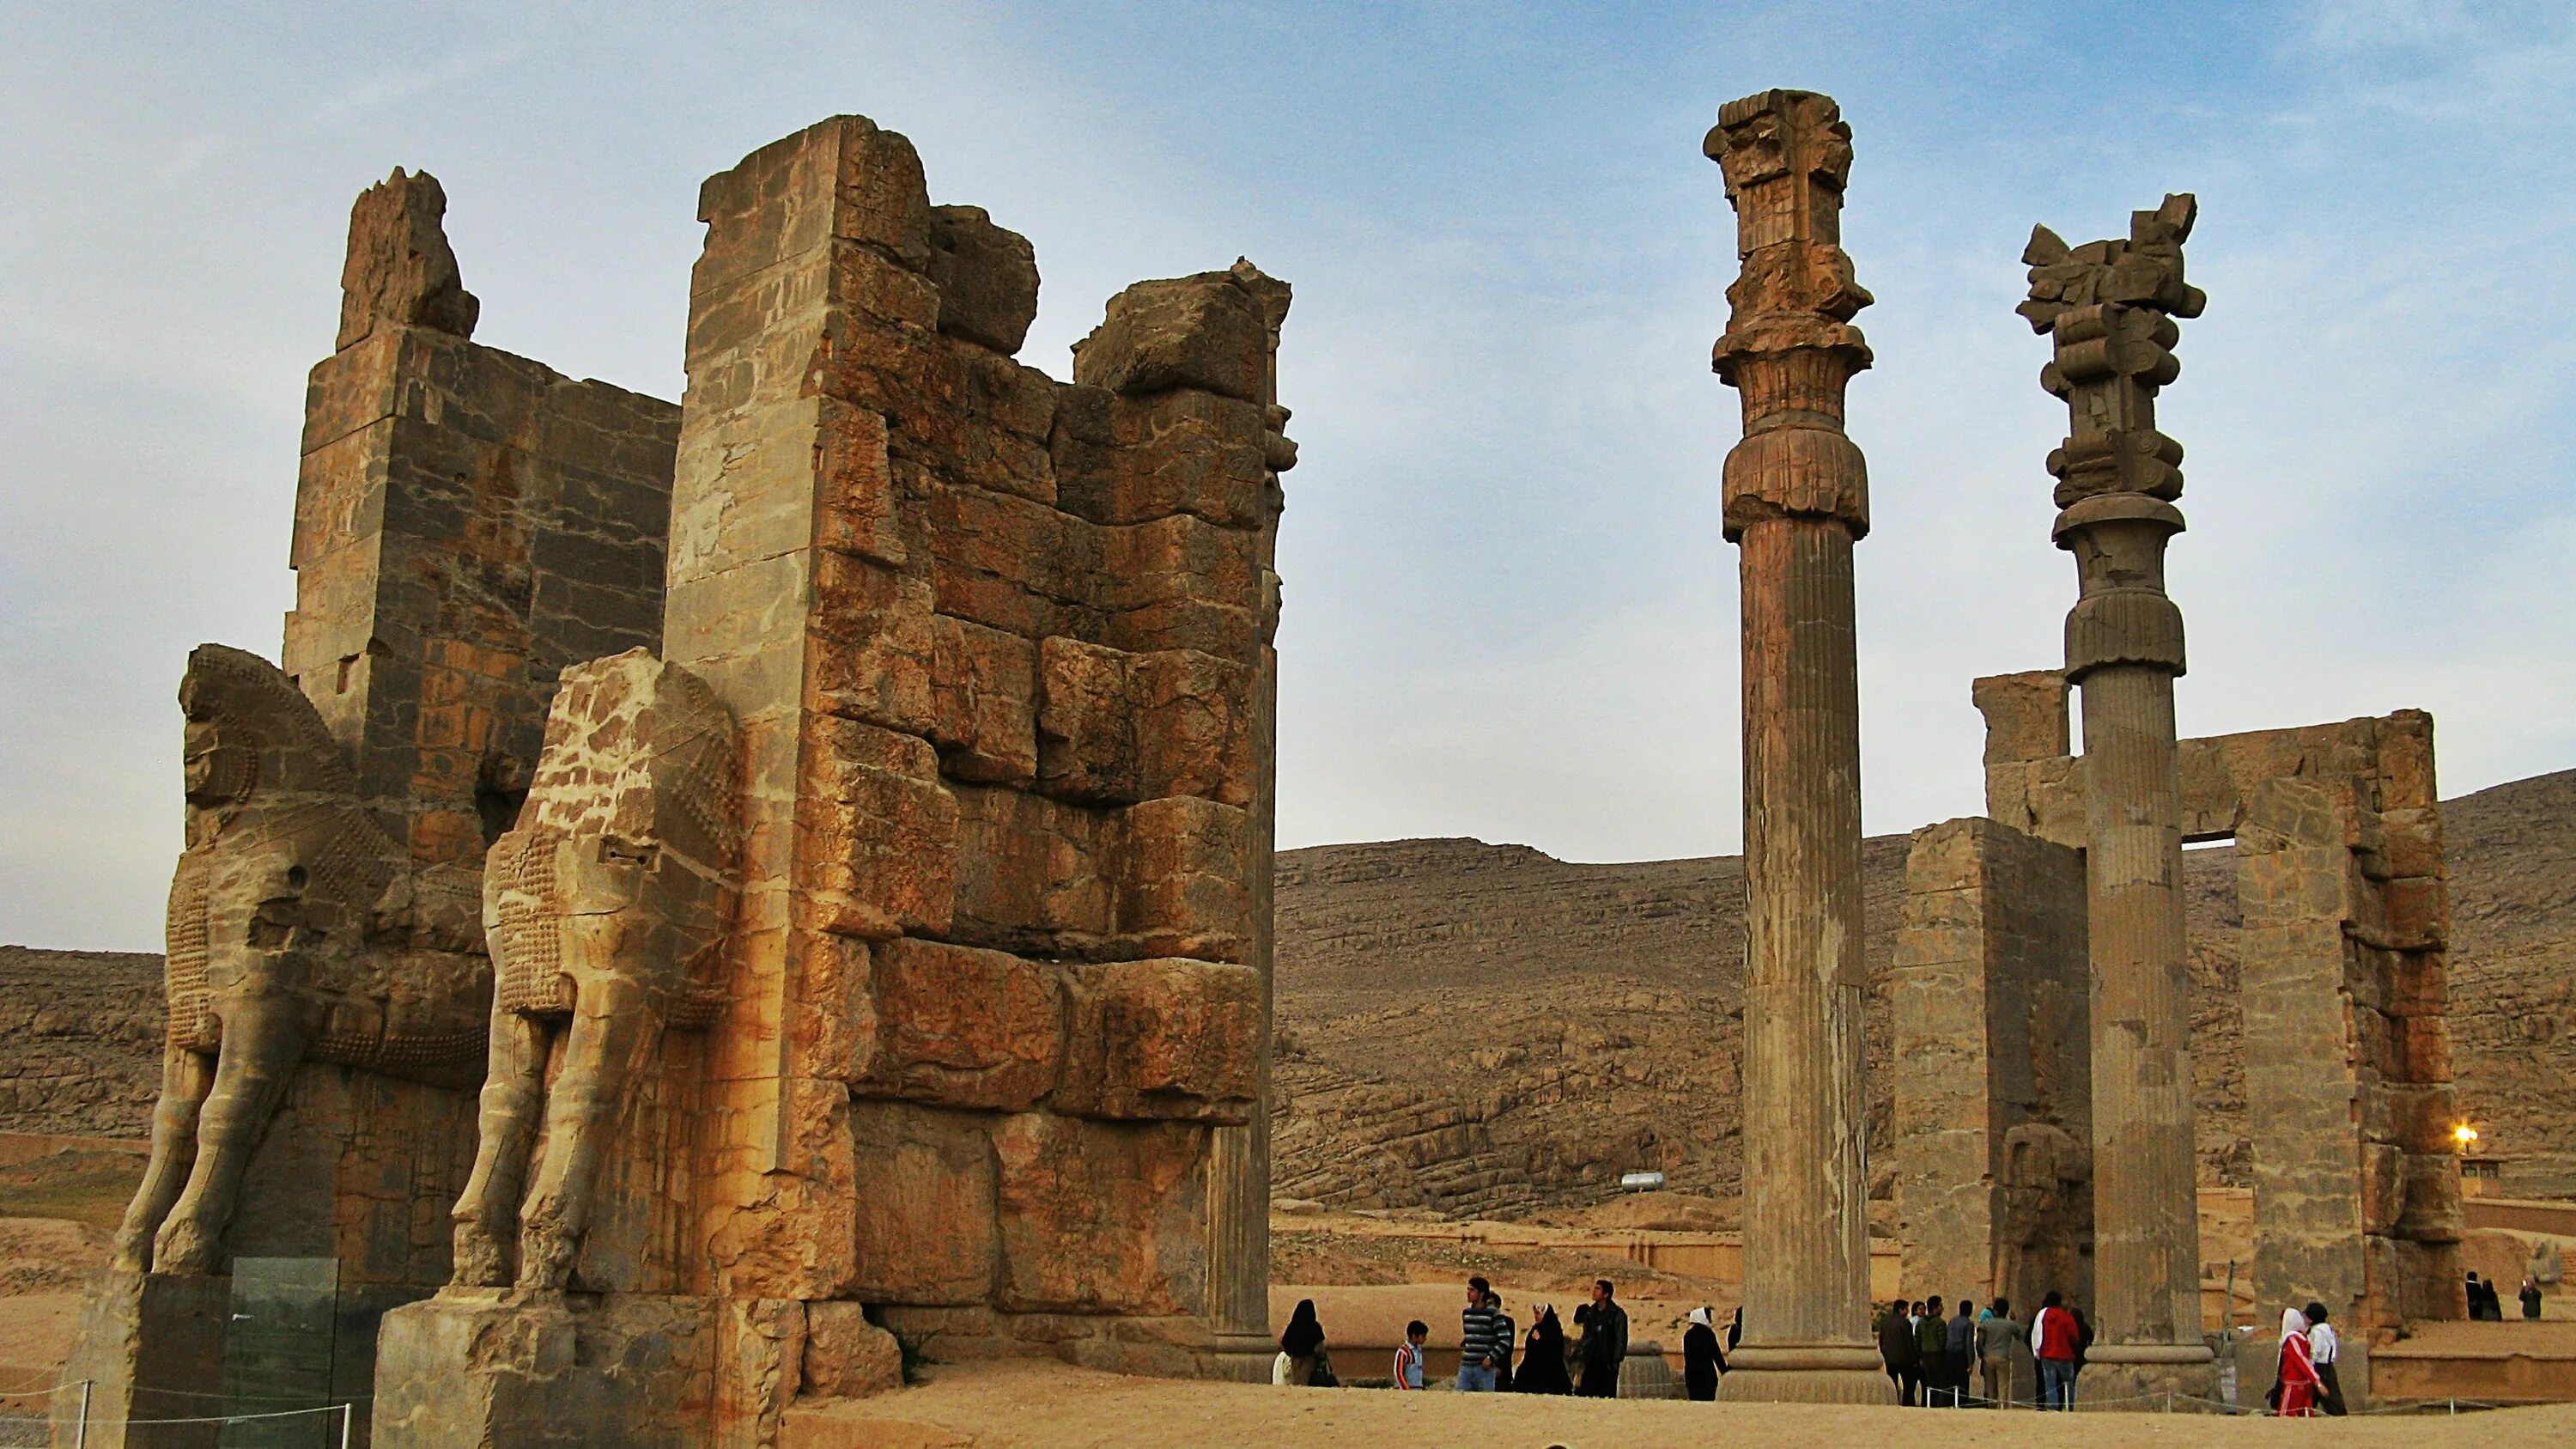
[1874,1292,2087,1409]
[1281,1277,1753,1398]
[2464,1269,2544,1321]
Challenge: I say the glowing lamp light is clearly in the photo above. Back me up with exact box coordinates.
[2453,1124,2481,1153]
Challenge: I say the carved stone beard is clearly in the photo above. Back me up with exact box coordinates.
[182,717,256,812]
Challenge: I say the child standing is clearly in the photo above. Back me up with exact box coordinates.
[1394,1320,1429,1391]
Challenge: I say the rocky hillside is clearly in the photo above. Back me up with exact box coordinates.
[4,771,2567,1221]
[0,947,163,1136]
[1273,769,2576,1216]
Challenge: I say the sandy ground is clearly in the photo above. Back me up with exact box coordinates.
[787,1359,2576,1449]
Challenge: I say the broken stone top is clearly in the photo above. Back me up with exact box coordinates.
[2021,194,2205,514]
[1073,263,1285,405]
[337,167,480,351]
[1707,88,1871,387]
[1706,88,1854,243]
[2018,192,2205,335]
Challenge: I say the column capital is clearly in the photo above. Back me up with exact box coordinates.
[1710,89,1872,540]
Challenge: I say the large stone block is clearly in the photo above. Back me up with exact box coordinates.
[992,1112,1209,1315]
[692,115,930,298]
[1036,638,1252,807]
[1970,671,2066,766]
[846,1101,999,1306]
[798,1301,902,1399]
[807,550,938,735]
[1072,272,1270,405]
[853,937,1062,1111]
[1054,959,1260,1121]
[1116,795,1250,963]
[926,204,1039,356]
[1092,390,1269,528]
[928,615,1038,785]
[369,1290,716,1449]
[796,719,957,941]
[948,784,1114,952]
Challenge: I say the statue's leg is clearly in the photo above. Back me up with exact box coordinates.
[155,995,302,1275]
[518,974,650,1291]
[112,1043,213,1272]
[451,1002,547,1288]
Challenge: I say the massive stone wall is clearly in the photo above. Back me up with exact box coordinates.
[1904,670,2465,1401]
[367,117,1297,1444]
[1891,818,2092,1317]
[286,169,678,868]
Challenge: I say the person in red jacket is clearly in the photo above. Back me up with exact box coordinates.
[2032,1291,2080,1410]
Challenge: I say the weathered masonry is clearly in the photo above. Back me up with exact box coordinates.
[62,168,677,1449]
[368,115,1290,1446]
[1895,671,2467,1408]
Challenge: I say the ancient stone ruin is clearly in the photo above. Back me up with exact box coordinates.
[46,81,2492,1445]
[62,165,679,1446]
[1889,198,2465,1409]
[61,113,1289,1447]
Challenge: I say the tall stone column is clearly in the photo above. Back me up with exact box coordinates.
[1207,264,1294,1380]
[1706,88,1891,1405]
[2019,194,2215,1398]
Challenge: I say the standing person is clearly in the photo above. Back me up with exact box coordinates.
[1876,1296,1919,1405]
[2265,1306,2306,1412]
[1915,1295,1951,1406]
[2467,1271,2495,1320]
[1682,1306,1723,1401]
[2066,1303,2093,1408]
[2275,1307,2321,1416]
[1514,1306,1573,1395]
[1490,1292,1518,1391]
[2305,1301,2346,1416]
[1976,1297,2025,1409]
[1394,1320,1429,1391]
[2032,1291,2078,1410]
[1458,1277,1505,1391]
[1947,1298,1978,1405]
[1279,1299,1327,1386]
[1572,1279,1628,1397]
[1727,1305,1744,1355]
[1875,1288,1917,1391]
[2525,1276,2547,1321]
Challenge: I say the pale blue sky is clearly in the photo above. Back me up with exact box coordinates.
[5,2,2571,951]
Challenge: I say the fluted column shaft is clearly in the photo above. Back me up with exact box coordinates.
[1708,88,1892,1405]
[2077,660,2202,1343]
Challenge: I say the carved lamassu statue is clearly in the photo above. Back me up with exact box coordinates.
[116,644,489,1275]
[1998,1121,2093,1307]
[451,650,739,1290]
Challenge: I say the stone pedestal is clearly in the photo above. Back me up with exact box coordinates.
[1703,88,1892,1407]
[52,1270,228,1449]
[370,1291,716,1449]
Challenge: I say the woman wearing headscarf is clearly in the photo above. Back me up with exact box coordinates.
[1682,1306,1724,1401]
[1512,1305,1575,1394]
[1279,1299,1328,1386]
[2272,1306,2322,1416]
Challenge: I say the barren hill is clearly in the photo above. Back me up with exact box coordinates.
[3,771,2567,1222]
[1273,768,2576,1216]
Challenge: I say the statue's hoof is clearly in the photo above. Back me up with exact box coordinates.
[519,1230,573,1291]
[155,1221,215,1275]
[451,1228,510,1288]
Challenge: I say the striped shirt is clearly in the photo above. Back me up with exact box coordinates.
[1461,1304,1509,1367]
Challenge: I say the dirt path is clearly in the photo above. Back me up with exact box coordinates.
[785,1359,2576,1449]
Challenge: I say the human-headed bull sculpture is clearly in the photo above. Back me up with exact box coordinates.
[451,649,739,1291]
[115,643,489,1275]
